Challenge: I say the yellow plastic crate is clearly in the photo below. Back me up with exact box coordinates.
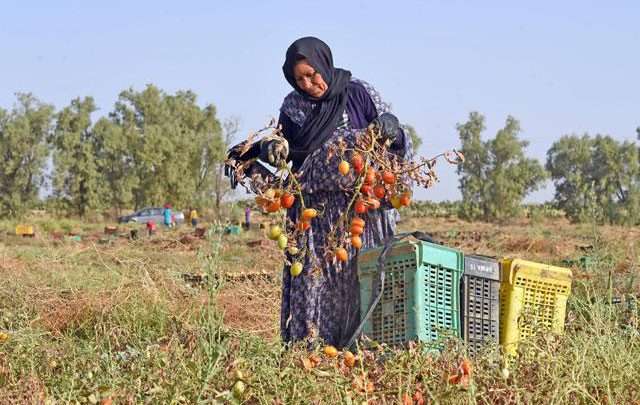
[15,224,35,237]
[499,259,572,355]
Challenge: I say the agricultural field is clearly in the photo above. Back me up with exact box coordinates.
[0,211,639,404]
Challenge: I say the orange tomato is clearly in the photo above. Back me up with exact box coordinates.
[382,170,396,184]
[354,200,367,214]
[323,345,339,358]
[335,248,348,262]
[400,193,411,207]
[350,224,364,236]
[373,185,386,199]
[266,200,281,212]
[351,217,365,228]
[460,358,472,375]
[343,351,356,368]
[338,160,350,175]
[301,208,318,220]
[351,235,362,249]
[280,193,295,209]
[296,221,310,231]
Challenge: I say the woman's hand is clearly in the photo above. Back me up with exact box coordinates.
[259,137,289,168]
[225,142,249,189]
[368,112,400,145]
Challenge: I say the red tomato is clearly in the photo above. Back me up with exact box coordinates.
[280,193,295,209]
[354,200,367,214]
[360,185,373,196]
[351,153,364,174]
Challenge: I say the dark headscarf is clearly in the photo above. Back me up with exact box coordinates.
[282,37,352,170]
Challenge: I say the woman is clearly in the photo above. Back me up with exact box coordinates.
[227,37,412,348]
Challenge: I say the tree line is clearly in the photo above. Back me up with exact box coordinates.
[0,86,233,218]
[1,88,638,225]
[456,112,640,225]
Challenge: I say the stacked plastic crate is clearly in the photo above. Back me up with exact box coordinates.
[461,255,501,355]
[358,240,463,347]
[499,258,572,355]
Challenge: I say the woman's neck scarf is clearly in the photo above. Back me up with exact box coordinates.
[282,37,352,171]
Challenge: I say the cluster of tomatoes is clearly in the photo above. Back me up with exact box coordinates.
[336,152,412,254]
[254,143,413,278]
[255,188,295,213]
[256,188,321,277]
[340,152,412,212]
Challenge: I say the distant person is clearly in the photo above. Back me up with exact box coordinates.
[146,220,156,236]
[189,207,199,227]
[163,203,173,228]
[244,206,251,230]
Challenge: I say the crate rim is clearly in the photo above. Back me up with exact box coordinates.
[501,258,572,287]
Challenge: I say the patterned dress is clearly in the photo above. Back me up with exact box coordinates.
[279,79,413,348]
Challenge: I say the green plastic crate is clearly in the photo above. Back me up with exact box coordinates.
[358,240,463,346]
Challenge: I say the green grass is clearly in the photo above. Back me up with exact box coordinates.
[0,215,638,403]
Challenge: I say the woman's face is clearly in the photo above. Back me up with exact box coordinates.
[293,60,328,98]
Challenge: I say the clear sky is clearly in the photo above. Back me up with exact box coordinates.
[2,0,639,201]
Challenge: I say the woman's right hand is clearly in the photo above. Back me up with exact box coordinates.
[259,137,289,168]
[225,141,252,189]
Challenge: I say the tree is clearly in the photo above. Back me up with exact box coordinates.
[51,97,102,217]
[456,112,489,220]
[109,85,224,209]
[546,134,640,224]
[93,117,138,216]
[0,94,53,217]
[457,112,547,221]
[212,118,239,210]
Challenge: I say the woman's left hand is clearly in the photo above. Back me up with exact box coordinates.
[368,112,400,144]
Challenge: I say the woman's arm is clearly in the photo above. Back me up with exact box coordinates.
[353,80,412,159]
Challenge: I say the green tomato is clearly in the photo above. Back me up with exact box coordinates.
[268,225,282,241]
[232,380,246,399]
[277,234,288,250]
[290,262,303,277]
[287,246,299,255]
